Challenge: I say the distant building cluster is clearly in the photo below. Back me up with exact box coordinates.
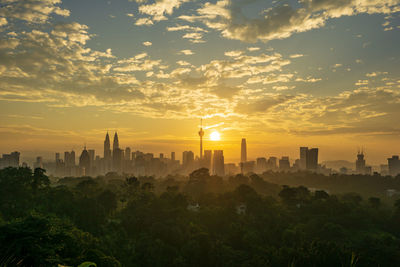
[0,151,20,169]
[45,132,229,177]
[239,142,329,175]
[1,126,400,178]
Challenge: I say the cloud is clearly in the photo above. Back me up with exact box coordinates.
[167,24,208,43]
[247,47,260,52]
[1,0,400,138]
[167,24,207,32]
[137,0,190,22]
[51,22,91,44]
[176,60,192,66]
[0,0,70,24]
[182,32,205,43]
[179,49,194,55]
[0,21,146,106]
[135,18,154,25]
[235,95,295,114]
[114,53,165,72]
[0,17,7,27]
[290,54,304,59]
[179,0,400,42]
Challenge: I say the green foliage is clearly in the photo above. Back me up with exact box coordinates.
[1,167,400,266]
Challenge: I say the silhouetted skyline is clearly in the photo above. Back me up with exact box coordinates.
[1,0,400,166]
[2,129,400,178]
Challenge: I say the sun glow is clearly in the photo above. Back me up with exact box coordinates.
[210,131,221,141]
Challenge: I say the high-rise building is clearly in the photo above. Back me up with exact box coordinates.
[307,148,319,170]
[88,149,95,164]
[299,147,319,171]
[225,163,239,176]
[380,164,389,176]
[34,156,43,169]
[388,156,400,177]
[241,138,247,163]
[241,161,255,174]
[55,152,64,176]
[213,150,225,176]
[113,132,119,151]
[104,132,111,159]
[112,132,123,173]
[198,119,204,159]
[256,157,267,173]
[125,147,131,161]
[70,150,76,166]
[356,151,366,174]
[64,151,70,166]
[267,157,277,170]
[279,157,290,171]
[300,147,308,170]
[203,150,212,170]
[171,152,176,161]
[0,151,20,169]
[113,149,124,173]
[182,151,194,171]
[79,146,91,176]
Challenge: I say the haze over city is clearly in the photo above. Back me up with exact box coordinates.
[1,0,400,164]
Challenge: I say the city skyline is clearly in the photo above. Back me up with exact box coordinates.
[1,126,398,166]
[0,0,400,165]
[2,129,400,177]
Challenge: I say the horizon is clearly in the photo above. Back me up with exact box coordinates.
[4,129,398,167]
[1,0,400,167]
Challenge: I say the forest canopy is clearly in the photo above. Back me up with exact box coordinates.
[1,167,400,266]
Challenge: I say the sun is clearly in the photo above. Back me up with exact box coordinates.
[210,131,221,141]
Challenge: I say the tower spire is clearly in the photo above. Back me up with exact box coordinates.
[198,118,204,159]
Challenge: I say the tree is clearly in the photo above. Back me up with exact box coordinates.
[31,168,50,193]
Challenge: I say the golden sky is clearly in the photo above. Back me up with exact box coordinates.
[0,0,400,165]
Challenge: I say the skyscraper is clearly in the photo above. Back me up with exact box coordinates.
[256,157,267,173]
[79,146,91,176]
[299,147,319,171]
[34,156,43,169]
[113,148,124,173]
[267,157,277,170]
[388,156,400,177]
[241,138,247,163]
[300,147,308,170]
[64,152,70,166]
[356,151,366,174]
[213,150,225,176]
[198,119,204,159]
[307,148,319,170]
[70,150,76,166]
[279,157,290,171]
[88,149,95,164]
[182,151,194,171]
[104,132,111,159]
[112,132,123,172]
[171,152,176,161]
[113,132,119,151]
[125,147,131,161]
[204,150,212,170]
[0,151,20,169]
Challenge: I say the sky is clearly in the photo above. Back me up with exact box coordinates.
[0,0,400,165]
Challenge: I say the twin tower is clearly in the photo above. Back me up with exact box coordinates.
[104,131,119,159]
[103,132,122,172]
